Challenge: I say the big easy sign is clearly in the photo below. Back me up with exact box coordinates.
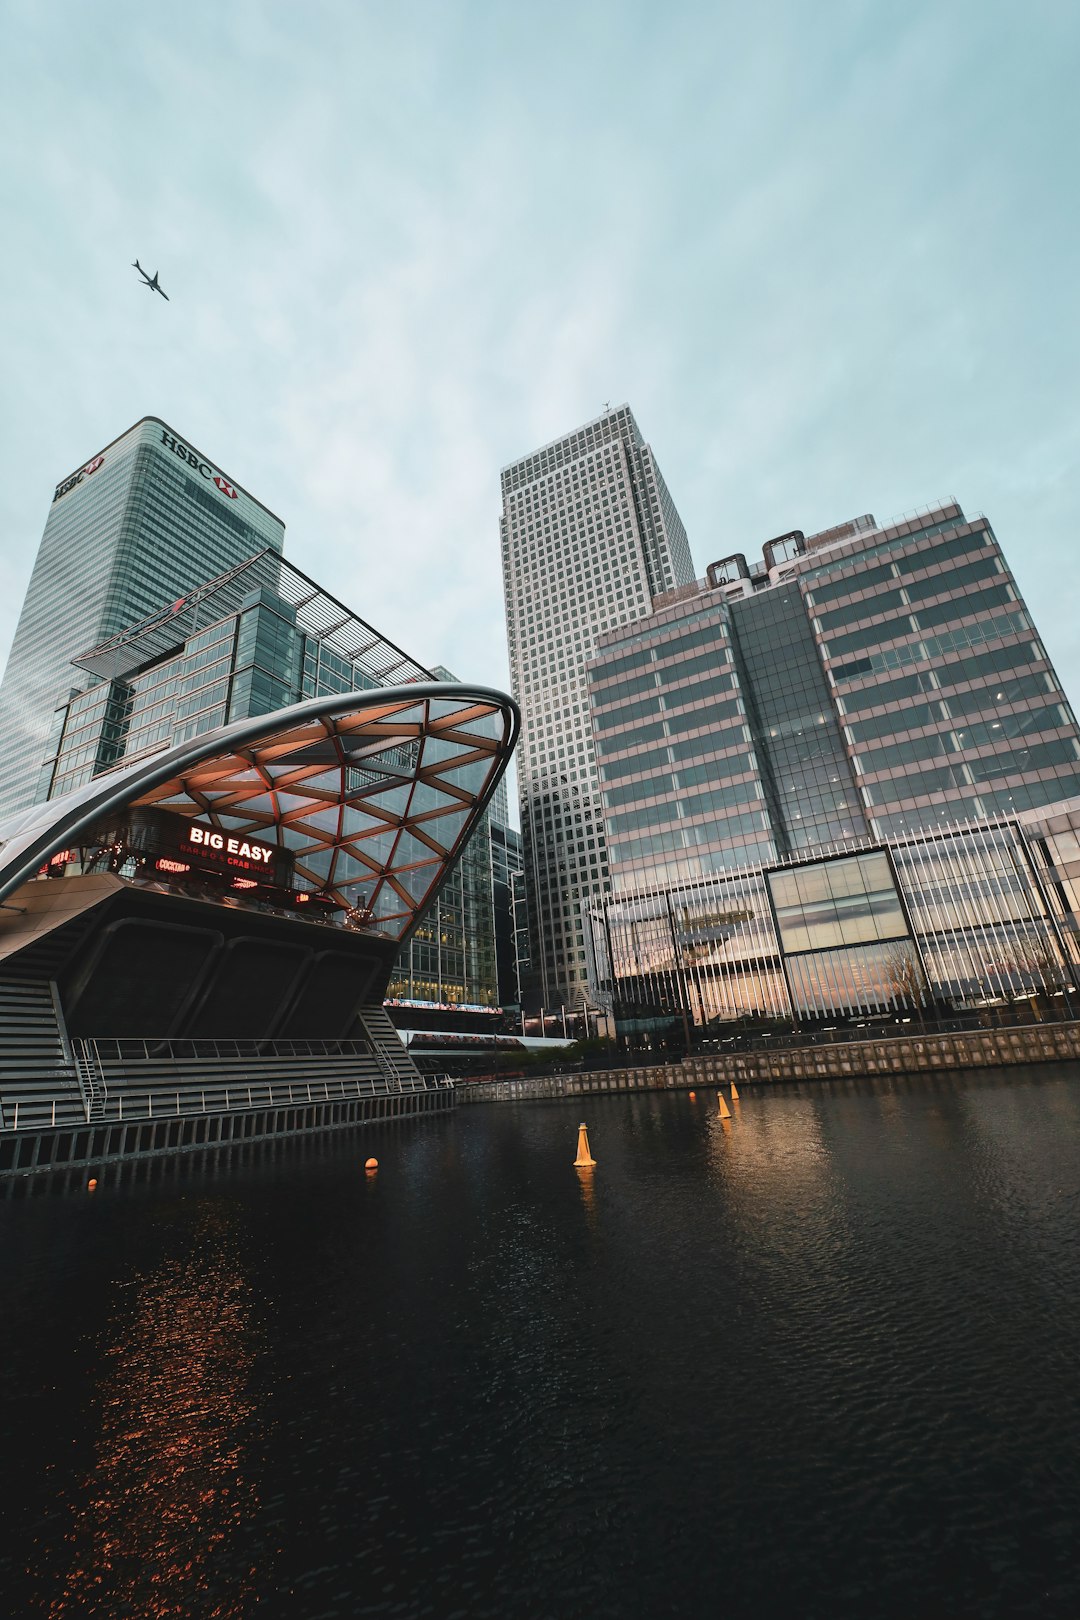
[180,822,281,879]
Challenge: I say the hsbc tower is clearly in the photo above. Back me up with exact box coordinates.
[0,418,285,818]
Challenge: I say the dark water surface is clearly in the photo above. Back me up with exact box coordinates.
[2,1068,1079,1619]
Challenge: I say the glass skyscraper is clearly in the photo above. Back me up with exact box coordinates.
[500,404,695,1008]
[0,418,285,819]
[20,493,505,1011]
[588,500,1080,896]
[582,500,1080,1033]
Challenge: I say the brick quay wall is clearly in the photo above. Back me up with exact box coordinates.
[459,1021,1080,1105]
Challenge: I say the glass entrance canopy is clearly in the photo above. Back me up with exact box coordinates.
[0,685,518,944]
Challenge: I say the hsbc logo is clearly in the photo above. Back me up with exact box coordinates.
[52,452,107,503]
[159,431,242,502]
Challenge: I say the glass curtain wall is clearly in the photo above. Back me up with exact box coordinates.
[587,817,1078,1032]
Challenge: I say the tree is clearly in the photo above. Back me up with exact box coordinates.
[1010,933,1077,1019]
[882,944,927,1023]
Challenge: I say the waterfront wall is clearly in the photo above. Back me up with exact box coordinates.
[0,1085,453,1180]
[459,1020,1080,1104]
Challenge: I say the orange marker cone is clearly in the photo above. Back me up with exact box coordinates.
[574,1122,596,1167]
[717,1092,731,1119]
[730,1083,740,1101]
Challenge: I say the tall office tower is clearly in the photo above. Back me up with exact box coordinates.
[583,501,1080,1033]
[587,499,1080,892]
[500,404,695,1007]
[38,554,511,1012]
[0,418,285,819]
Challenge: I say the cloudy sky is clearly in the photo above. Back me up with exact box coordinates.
[2,1,1078,744]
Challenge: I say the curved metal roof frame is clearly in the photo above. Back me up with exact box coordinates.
[0,684,519,942]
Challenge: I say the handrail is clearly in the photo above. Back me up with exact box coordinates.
[85,1037,376,1063]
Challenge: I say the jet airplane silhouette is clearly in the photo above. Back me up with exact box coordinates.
[132,260,169,300]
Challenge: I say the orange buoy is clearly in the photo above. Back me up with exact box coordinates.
[87,1177,98,1191]
[574,1122,596,1167]
[730,1082,740,1101]
[365,1157,379,1172]
[717,1092,731,1119]
[688,1090,696,1100]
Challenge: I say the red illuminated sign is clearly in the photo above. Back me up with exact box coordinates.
[39,848,75,875]
[180,822,279,878]
[52,454,106,503]
[156,858,190,875]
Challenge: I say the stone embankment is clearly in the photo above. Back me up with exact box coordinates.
[459,1020,1080,1104]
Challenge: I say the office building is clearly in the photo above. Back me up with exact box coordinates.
[38,549,429,799]
[584,803,1080,1034]
[582,499,1080,1032]
[0,424,518,1166]
[0,418,285,819]
[388,675,502,1010]
[500,404,695,1008]
[489,810,527,1009]
[386,780,525,1013]
[384,776,528,1065]
[38,564,514,1017]
[16,473,514,1022]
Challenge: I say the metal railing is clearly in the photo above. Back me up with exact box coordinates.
[73,1043,107,1121]
[1,1069,455,1129]
[81,1037,377,1063]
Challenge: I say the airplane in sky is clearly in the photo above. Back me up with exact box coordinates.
[131,260,169,300]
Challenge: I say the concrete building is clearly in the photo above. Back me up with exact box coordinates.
[582,499,1080,1034]
[0,419,285,819]
[500,405,695,1009]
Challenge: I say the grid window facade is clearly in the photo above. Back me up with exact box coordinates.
[501,405,695,1006]
[0,418,285,818]
[583,499,1080,916]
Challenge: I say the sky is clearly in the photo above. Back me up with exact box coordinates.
[2,0,1078,793]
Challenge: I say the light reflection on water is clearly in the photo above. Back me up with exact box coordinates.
[43,1206,263,1619]
[1,1067,1078,1620]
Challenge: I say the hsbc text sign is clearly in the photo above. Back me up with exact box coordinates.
[51,428,242,505]
[53,454,105,503]
[159,430,239,498]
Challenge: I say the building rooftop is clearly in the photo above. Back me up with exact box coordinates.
[71,550,433,688]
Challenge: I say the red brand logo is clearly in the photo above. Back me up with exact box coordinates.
[83,456,105,476]
[213,475,238,499]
